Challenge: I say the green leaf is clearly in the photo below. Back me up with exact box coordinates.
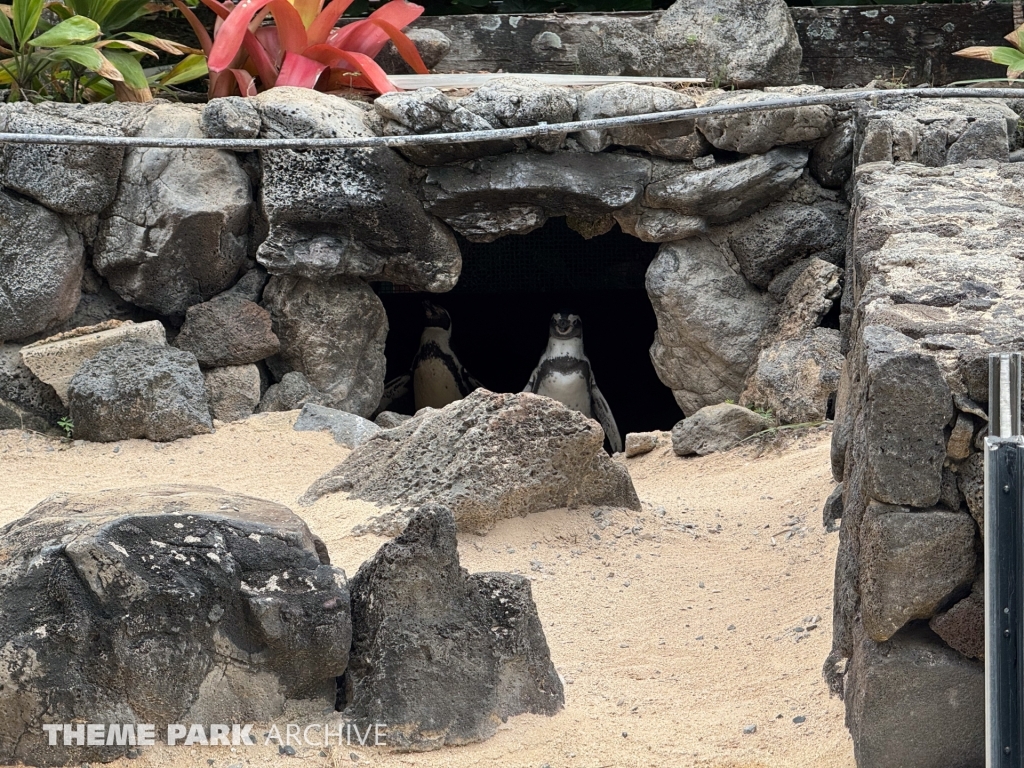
[0,9,14,47]
[29,16,101,47]
[991,46,1024,69]
[46,43,121,80]
[103,49,146,89]
[13,0,44,47]
[65,0,150,32]
[157,52,207,86]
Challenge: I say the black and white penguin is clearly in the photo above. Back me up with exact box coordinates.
[523,311,623,454]
[378,301,483,413]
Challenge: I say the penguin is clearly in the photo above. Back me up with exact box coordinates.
[378,300,483,413]
[523,311,623,454]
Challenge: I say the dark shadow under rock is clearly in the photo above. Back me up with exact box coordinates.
[0,485,350,767]
[299,389,641,535]
[344,505,563,750]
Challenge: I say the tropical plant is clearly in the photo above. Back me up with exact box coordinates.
[0,0,205,102]
[172,0,427,97]
[954,22,1024,80]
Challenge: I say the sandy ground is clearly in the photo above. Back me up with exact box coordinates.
[0,414,854,768]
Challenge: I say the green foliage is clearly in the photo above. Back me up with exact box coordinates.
[57,416,73,438]
[955,23,1024,80]
[0,0,204,102]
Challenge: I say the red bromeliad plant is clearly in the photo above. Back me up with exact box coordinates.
[172,0,427,97]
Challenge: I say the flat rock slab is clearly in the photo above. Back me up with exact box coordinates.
[344,505,563,749]
[294,403,382,448]
[20,320,166,406]
[0,485,350,767]
[672,403,772,456]
[300,389,641,535]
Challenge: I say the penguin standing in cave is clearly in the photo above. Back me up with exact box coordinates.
[524,311,623,454]
[378,300,483,414]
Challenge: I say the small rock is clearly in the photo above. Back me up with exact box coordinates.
[672,404,772,456]
[279,744,296,756]
[625,431,660,457]
[743,724,757,734]
[294,403,382,449]
[793,715,806,724]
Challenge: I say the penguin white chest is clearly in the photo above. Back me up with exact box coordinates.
[536,371,592,417]
[413,358,461,410]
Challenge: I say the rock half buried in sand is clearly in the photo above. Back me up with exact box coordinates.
[343,504,563,749]
[293,402,382,448]
[300,389,641,535]
[0,485,351,767]
[672,403,773,456]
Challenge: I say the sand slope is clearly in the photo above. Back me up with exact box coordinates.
[0,415,853,768]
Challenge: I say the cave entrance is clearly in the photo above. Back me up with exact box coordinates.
[375,218,683,438]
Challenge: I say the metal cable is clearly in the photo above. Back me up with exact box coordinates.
[0,87,1020,150]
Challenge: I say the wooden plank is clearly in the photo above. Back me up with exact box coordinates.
[388,72,704,89]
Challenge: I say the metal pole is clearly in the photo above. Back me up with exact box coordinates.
[986,352,1023,768]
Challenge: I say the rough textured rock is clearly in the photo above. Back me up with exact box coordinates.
[810,119,855,189]
[262,276,387,419]
[726,203,842,289]
[859,503,976,642]
[0,189,84,343]
[256,371,325,413]
[93,104,251,317]
[614,208,707,243]
[946,413,974,461]
[655,0,802,87]
[958,452,985,535]
[200,96,261,139]
[68,343,213,442]
[377,28,452,74]
[20,320,167,406]
[822,481,843,533]
[422,152,650,241]
[0,343,65,424]
[375,410,412,429]
[860,326,954,508]
[740,328,842,425]
[254,88,460,291]
[846,625,984,768]
[946,118,1010,164]
[344,505,563,749]
[300,390,641,535]
[459,77,577,153]
[646,238,775,414]
[644,148,808,224]
[204,364,261,423]
[174,294,280,368]
[0,395,54,434]
[293,403,382,448]
[0,485,350,767]
[930,578,984,661]
[576,18,662,77]
[576,84,702,159]
[671,403,771,456]
[0,102,142,215]
[696,87,834,154]
[625,431,661,457]
[770,258,843,340]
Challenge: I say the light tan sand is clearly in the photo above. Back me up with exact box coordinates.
[0,415,854,768]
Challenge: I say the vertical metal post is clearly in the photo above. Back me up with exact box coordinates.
[986,352,1024,768]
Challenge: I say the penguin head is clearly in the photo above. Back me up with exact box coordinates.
[549,311,583,340]
[422,300,452,332]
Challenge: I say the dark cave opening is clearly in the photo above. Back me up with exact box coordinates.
[375,218,684,438]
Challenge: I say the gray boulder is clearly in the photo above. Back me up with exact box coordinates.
[810,119,855,189]
[262,276,387,419]
[946,118,1010,164]
[647,238,775,414]
[614,208,707,243]
[200,95,261,139]
[300,389,641,535]
[376,28,452,74]
[254,88,461,292]
[344,505,563,750]
[0,343,65,425]
[93,104,251,317]
[822,481,843,533]
[422,151,650,241]
[696,87,834,154]
[0,189,84,343]
[0,485,350,767]
[671,403,772,456]
[0,396,55,434]
[740,328,843,425]
[0,102,144,215]
[293,403,382,448]
[846,625,983,768]
[625,431,661,457]
[644,147,808,224]
[257,371,326,413]
[459,77,577,153]
[576,18,662,77]
[576,84,702,159]
[68,342,213,442]
[958,452,985,535]
[173,294,280,368]
[204,364,261,423]
[769,258,843,340]
[375,410,412,429]
[655,0,802,87]
[930,578,984,661]
[859,502,976,642]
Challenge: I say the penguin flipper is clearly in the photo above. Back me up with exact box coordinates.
[591,384,623,454]
[466,373,486,393]
[523,363,541,394]
[376,374,410,415]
